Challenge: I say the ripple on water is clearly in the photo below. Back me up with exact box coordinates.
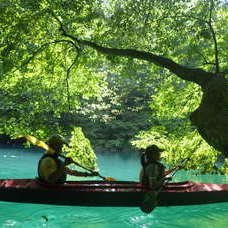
[1,198,228,228]
[0,203,138,228]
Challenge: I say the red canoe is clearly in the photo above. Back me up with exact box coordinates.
[1,179,228,207]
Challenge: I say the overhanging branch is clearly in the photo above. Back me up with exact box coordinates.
[52,13,214,87]
[69,37,213,87]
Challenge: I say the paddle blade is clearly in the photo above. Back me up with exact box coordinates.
[25,135,55,154]
[104,177,116,181]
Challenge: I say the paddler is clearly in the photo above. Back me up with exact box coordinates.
[37,134,98,184]
[139,145,180,213]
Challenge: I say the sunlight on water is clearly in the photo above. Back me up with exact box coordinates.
[1,146,228,227]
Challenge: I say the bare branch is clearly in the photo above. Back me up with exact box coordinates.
[194,48,216,66]
[66,52,81,111]
[50,11,80,47]
[150,8,220,74]
[208,0,220,73]
[21,40,76,68]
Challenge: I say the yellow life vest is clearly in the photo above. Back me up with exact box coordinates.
[38,154,66,184]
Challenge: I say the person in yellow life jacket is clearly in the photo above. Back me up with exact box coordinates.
[139,145,178,213]
[38,135,98,184]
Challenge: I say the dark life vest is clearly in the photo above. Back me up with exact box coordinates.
[141,159,165,185]
[38,154,67,184]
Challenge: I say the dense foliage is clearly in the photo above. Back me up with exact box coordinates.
[1,0,228,173]
[62,127,97,169]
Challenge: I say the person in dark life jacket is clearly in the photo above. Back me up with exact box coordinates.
[139,144,179,213]
[140,145,165,189]
[38,134,98,184]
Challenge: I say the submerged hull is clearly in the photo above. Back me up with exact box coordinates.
[0,179,228,207]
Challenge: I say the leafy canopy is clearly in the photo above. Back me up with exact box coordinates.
[1,0,228,172]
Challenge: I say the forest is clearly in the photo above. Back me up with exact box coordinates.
[1,0,228,173]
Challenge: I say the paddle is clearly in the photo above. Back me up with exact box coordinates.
[25,135,55,154]
[25,135,116,181]
[59,154,116,181]
[163,157,190,181]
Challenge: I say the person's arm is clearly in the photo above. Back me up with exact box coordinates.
[65,167,98,177]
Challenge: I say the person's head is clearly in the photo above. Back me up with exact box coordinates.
[46,134,68,154]
[143,145,163,162]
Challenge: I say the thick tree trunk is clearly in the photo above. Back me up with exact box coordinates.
[74,39,228,157]
[190,75,228,157]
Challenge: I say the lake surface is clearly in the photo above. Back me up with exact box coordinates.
[1,146,228,228]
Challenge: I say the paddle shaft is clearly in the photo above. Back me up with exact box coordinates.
[163,156,193,182]
[59,154,107,180]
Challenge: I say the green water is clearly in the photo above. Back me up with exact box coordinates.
[1,146,228,228]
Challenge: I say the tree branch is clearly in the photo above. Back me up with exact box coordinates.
[149,7,220,74]
[21,40,77,68]
[66,52,81,111]
[52,11,215,87]
[77,39,214,87]
[208,0,220,73]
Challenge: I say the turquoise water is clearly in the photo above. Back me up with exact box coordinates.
[1,146,228,228]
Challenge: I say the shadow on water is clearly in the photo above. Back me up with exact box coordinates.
[1,146,228,228]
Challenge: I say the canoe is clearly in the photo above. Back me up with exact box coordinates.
[1,179,228,207]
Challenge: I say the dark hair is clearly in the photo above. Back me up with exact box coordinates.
[145,145,163,153]
[144,145,163,161]
[47,135,68,153]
